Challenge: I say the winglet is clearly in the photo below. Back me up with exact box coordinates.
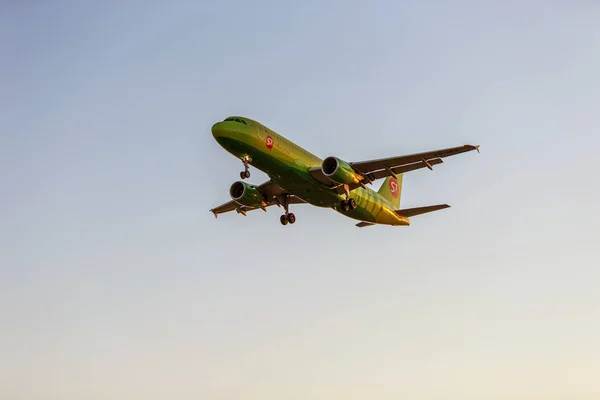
[467,144,480,153]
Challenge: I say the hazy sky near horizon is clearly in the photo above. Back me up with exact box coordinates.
[2,1,599,399]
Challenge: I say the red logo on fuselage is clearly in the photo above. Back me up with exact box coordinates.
[265,136,274,149]
[389,178,399,198]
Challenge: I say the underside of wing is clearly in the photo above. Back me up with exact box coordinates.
[210,180,306,218]
[309,144,479,193]
[351,144,480,176]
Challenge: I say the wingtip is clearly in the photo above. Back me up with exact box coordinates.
[465,144,480,153]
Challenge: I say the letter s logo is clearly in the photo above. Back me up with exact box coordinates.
[265,136,274,149]
[389,178,399,198]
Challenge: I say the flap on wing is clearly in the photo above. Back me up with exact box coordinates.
[368,158,443,181]
[210,201,251,216]
[395,204,450,217]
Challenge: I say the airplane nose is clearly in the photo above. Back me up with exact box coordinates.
[211,122,226,139]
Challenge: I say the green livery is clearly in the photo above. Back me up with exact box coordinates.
[210,116,479,227]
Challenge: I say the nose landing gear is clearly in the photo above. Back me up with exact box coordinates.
[240,156,252,179]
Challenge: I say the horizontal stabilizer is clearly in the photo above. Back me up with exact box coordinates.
[395,204,450,217]
[356,221,376,228]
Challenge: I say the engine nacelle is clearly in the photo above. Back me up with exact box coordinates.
[229,181,265,207]
[321,156,361,185]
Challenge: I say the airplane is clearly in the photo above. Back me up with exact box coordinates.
[210,116,479,227]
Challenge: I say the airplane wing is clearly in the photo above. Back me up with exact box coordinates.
[350,144,480,175]
[309,144,479,193]
[210,180,306,218]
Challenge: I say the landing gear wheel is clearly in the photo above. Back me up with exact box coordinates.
[348,198,357,210]
[280,215,288,225]
[341,200,350,212]
[240,156,251,179]
[287,213,296,224]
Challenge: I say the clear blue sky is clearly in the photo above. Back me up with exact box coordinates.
[2,1,599,399]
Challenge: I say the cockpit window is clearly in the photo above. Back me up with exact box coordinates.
[224,117,247,125]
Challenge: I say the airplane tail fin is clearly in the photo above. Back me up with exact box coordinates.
[377,174,403,209]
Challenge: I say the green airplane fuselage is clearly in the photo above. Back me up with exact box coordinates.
[212,116,409,226]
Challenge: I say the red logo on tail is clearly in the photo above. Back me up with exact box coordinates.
[265,136,274,149]
[389,178,399,198]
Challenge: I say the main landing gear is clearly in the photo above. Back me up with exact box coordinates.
[339,184,357,212]
[280,213,296,225]
[279,194,296,226]
[340,198,357,212]
[240,156,251,179]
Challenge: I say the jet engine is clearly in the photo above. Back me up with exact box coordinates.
[229,181,265,207]
[321,156,361,185]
